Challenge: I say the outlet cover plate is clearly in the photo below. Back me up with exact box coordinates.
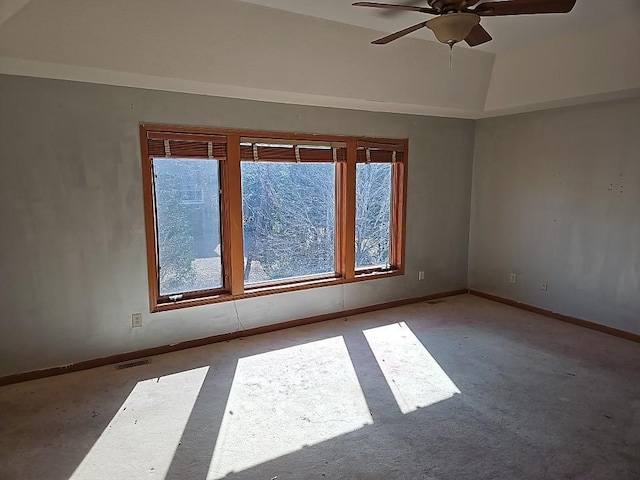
[132,313,142,328]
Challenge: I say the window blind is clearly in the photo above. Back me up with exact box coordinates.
[146,131,228,160]
[240,138,347,163]
[356,140,405,163]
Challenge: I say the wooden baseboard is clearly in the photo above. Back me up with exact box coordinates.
[469,289,640,343]
[0,289,468,387]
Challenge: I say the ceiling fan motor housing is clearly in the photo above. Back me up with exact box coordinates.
[428,0,473,13]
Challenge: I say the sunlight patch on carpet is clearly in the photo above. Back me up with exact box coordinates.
[208,336,372,479]
[364,322,460,414]
[69,366,209,480]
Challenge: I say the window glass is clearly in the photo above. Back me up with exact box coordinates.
[355,162,392,269]
[241,162,335,284]
[153,158,223,295]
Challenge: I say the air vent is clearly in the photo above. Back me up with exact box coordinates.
[424,299,445,305]
[116,358,151,370]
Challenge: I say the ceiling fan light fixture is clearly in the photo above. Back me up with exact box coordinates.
[426,12,480,45]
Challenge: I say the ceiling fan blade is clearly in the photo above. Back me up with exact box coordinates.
[473,0,576,16]
[371,20,429,44]
[352,2,438,15]
[464,23,492,46]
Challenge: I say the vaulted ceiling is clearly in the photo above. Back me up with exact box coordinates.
[1,0,639,118]
[239,0,639,53]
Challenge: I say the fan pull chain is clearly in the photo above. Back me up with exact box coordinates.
[449,43,453,69]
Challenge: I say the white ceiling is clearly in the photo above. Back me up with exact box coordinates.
[238,0,640,52]
[0,0,638,118]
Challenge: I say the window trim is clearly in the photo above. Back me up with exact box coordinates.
[140,124,408,312]
[354,156,405,275]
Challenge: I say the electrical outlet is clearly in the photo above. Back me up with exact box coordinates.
[509,273,517,284]
[418,270,425,281]
[541,281,548,291]
[132,313,142,328]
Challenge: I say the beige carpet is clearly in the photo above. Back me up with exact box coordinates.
[1,294,639,479]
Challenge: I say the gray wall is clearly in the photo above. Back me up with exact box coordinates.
[0,75,474,377]
[469,98,640,334]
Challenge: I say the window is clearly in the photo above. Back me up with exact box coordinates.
[140,125,407,311]
[241,161,336,284]
[154,158,222,296]
[356,162,392,270]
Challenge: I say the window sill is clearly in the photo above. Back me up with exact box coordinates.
[152,268,403,312]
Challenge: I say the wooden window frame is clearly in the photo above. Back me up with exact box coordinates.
[354,141,407,276]
[140,124,408,312]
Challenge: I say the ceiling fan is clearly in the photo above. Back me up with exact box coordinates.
[353,0,577,48]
